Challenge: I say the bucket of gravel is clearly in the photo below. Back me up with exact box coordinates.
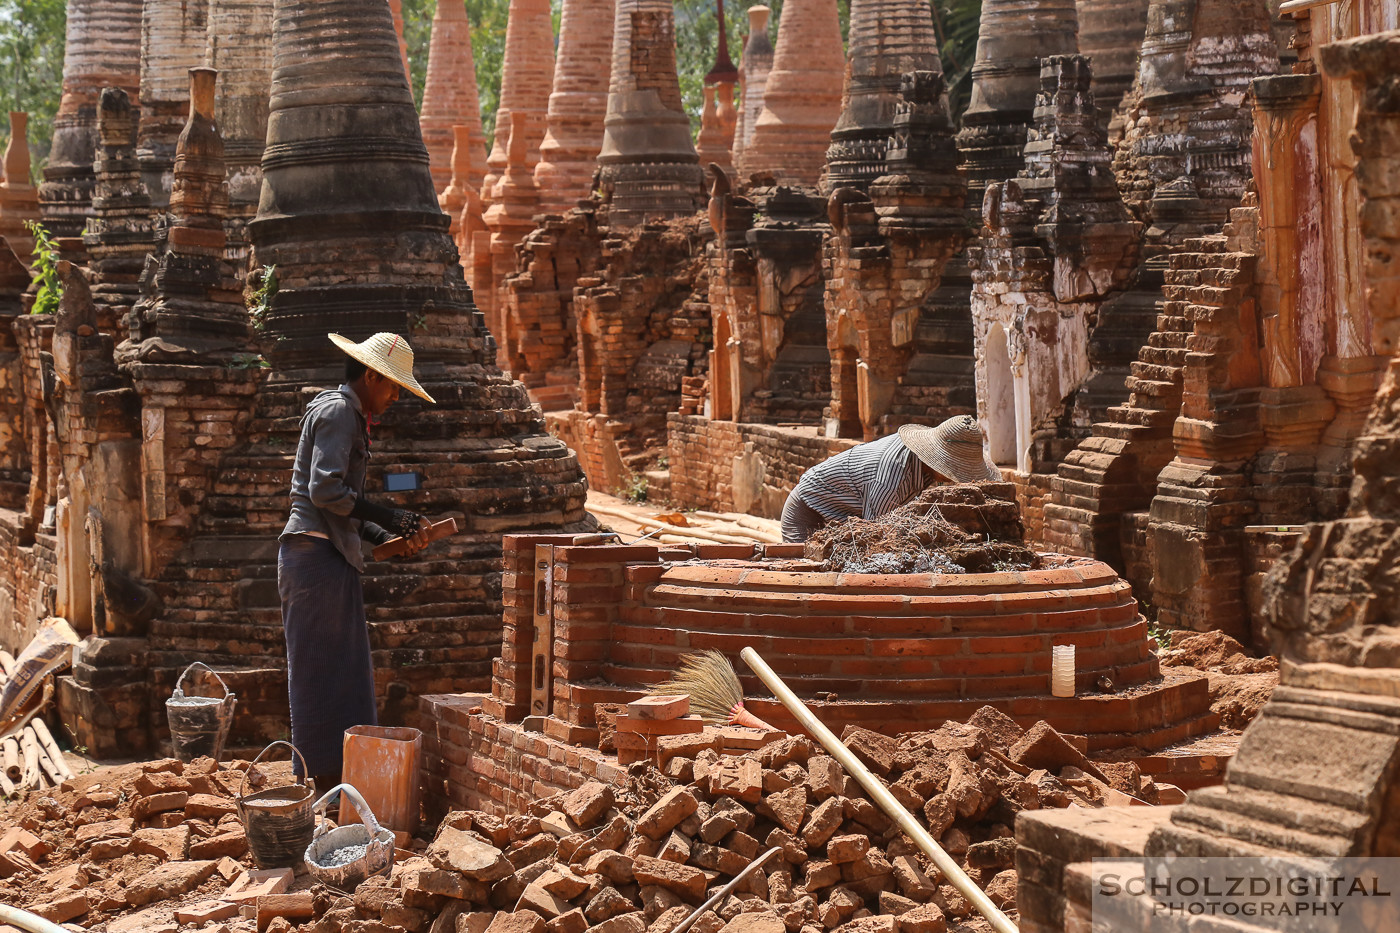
[305,782,395,891]
[166,661,237,762]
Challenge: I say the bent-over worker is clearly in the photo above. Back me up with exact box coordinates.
[780,414,1001,543]
[278,331,435,792]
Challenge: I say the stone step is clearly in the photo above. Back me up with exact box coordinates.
[1168,788,1362,858]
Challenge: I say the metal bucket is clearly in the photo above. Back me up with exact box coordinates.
[166,662,237,762]
[305,783,395,891]
[237,741,315,868]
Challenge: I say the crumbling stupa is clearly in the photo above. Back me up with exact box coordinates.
[38,0,142,252]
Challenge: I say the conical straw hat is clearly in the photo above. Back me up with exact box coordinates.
[897,415,1000,483]
[328,332,435,404]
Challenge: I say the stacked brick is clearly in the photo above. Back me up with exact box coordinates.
[740,0,844,187]
[1143,205,1265,642]
[441,125,487,259]
[205,0,274,270]
[666,418,854,516]
[81,88,155,336]
[534,0,615,214]
[823,71,968,440]
[38,0,142,249]
[730,5,772,176]
[138,0,211,210]
[596,0,704,225]
[420,0,488,195]
[1073,0,1151,137]
[0,113,41,267]
[500,206,603,396]
[695,86,734,179]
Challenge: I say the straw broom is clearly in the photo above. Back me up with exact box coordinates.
[648,650,778,731]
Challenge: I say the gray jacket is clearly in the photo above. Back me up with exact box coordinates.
[280,385,390,572]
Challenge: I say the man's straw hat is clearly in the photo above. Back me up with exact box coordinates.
[897,415,1001,483]
[328,332,435,404]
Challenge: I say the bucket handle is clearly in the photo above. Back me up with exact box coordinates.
[240,740,309,799]
[175,661,232,701]
[311,783,385,840]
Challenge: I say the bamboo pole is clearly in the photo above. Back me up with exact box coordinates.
[739,647,1020,933]
[2,735,18,781]
[20,729,39,788]
[32,728,61,785]
[30,720,73,781]
[0,768,14,797]
[0,650,15,676]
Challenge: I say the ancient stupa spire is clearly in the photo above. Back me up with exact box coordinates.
[596,0,705,223]
[481,0,556,201]
[534,0,617,213]
[388,0,412,82]
[83,87,154,334]
[956,0,1081,208]
[731,5,773,173]
[38,0,143,247]
[705,0,739,155]
[696,85,734,176]
[420,0,488,194]
[206,0,274,268]
[743,0,845,186]
[0,113,41,266]
[138,0,212,209]
[247,0,586,667]
[824,0,942,192]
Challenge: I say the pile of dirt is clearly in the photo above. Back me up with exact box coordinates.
[805,483,1038,574]
[1159,631,1279,731]
[1159,631,1278,675]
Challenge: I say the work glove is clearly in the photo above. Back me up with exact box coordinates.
[351,498,426,538]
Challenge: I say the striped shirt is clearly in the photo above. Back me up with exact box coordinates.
[791,433,931,523]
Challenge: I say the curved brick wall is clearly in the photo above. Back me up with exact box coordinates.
[614,556,1157,701]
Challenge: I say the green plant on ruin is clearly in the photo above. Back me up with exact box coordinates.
[229,352,270,371]
[247,264,277,333]
[621,471,649,503]
[24,219,61,315]
[655,453,669,471]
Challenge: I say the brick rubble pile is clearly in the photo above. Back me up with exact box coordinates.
[0,708,1166,933]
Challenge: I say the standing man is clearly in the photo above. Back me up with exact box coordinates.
[278,332,435,791]
[781,414,1001,543]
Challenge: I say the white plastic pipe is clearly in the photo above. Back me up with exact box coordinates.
[0,903,74,933]
[740,647,1019,933]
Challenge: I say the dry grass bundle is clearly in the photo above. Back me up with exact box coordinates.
[648,650,775,730]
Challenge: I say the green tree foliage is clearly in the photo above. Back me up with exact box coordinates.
[402,0,982,144]
[0,0,67,177]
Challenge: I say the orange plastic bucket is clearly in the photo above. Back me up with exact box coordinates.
[340,725,421,836]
